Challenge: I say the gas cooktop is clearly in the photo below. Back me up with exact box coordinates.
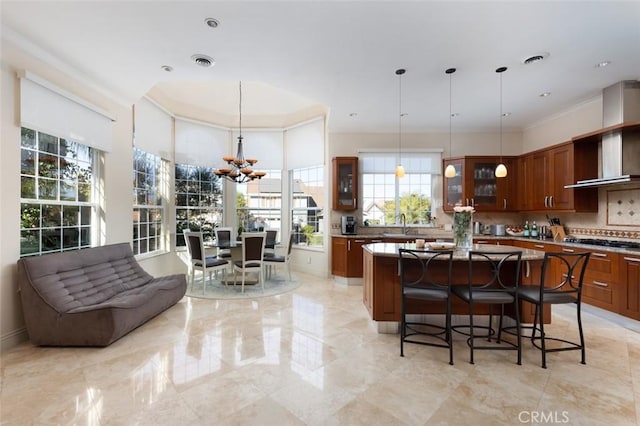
[564,238,640,249]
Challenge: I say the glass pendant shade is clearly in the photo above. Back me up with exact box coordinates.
[495,163,507,178]
[444,164,457,178]
[395,165,405,178]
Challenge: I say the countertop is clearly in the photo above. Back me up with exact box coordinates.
[334,233,640,256]
[362,242,546,261]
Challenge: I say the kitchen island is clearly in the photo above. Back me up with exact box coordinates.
[362,242,548,333]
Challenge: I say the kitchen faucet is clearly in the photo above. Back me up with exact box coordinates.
[399,213,407,234]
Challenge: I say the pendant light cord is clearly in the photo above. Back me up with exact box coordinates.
[499,71,503,162]
[239,81,243,138]
[398,71,402,161]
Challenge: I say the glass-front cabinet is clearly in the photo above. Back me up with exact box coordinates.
[332,156,358,210]
[443,158,464,211]
[443,156,516,212]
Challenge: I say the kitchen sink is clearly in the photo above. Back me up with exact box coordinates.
[381,233,414,238]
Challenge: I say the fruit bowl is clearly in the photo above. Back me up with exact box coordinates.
[506,226,524,237]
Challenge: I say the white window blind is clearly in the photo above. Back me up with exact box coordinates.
[360,150,442,174]
[232,130,283,170]
[175,118,230,168]
[19,71,114,152]
[285,118,325,169]
[134,98,173,160]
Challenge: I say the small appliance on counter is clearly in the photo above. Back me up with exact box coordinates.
[491,224,506,236]
[341,216,357,235]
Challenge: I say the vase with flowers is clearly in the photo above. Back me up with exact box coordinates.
[453,205,475,249]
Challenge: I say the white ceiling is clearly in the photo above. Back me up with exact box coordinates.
[2,1,640,134]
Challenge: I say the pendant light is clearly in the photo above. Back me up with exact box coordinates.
[444,67,457,178]
[395,68,406,178]
[495,66,508,178]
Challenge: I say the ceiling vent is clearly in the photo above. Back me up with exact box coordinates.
[191,54,215,68]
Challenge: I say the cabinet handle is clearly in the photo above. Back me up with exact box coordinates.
[348,240,351,251]
[544,196,549,208]
[592,253,608,258]
[353,198,356,207]
[624,257,640,263]
[371,239,383,243]
[471,198,475,207]
[592,280,608,288]
[466,198,469,206]
[503,199,507,210]
[534,244,545,249]
[525,260,530,278]
[549,196,554,207]
[477,240,489,244]
[562,248,575,253]
[354,239,366,243]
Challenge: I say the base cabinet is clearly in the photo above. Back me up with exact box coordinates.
[620,254,640,320]
[578,248,619,312]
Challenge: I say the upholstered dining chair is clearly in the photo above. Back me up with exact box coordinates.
[214,227,233,260]
[264,233,295,282]
[233,232,266,293]
[399,248,455,365]
[264,229,278,258]
[518,251,591,369]
[184,231,229,293]
[452,250,523,365]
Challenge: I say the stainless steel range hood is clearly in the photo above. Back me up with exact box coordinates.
[566,80,640,188]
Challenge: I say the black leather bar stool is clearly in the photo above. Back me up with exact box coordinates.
[399,248,455,365]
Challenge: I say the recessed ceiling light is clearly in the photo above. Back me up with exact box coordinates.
[502,112,511,117]
[523,52,550,65]
[595,61,611,68]
[191,54,215,68]
[161,65,173,72]
[451,112,460,117]
[400,113,408,117]
[349,113,358,117]
[539,92,551,97]
[204,18,220,28]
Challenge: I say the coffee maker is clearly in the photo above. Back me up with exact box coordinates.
[341,216,357,235]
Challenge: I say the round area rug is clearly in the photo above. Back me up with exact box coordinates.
[186,273,301,300]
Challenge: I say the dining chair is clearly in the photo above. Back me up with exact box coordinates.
[452,250,523,365]
[214,227,233,259]
[184,231,229,293]
[399,248,455,364]
[233,232,266,293]
[264,233,295,282]
[518,251,590,368]
[264,229,278,258]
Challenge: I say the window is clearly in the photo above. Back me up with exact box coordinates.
[175,164,224,246]
[133,148,164,255]
[360,151,440,226]
[20,127,95,257]
[291,165,324,247]
[236,170,281,235]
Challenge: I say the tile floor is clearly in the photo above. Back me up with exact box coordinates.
[1,271,639,425]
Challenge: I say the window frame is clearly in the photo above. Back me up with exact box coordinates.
[360,150,440,226]
[132,148,165,256]
[291,165,324,248]
[19,127,97,257]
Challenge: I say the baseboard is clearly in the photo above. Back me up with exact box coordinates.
[332,276,363,286]
[1,327,28,353]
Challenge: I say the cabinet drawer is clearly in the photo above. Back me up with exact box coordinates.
[582,272,614,306]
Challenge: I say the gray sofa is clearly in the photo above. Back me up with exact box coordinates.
[17,243,186,346]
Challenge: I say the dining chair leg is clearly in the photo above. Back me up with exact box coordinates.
[577,301,586,365]
[538,301,547,369]
[469,301,475,365]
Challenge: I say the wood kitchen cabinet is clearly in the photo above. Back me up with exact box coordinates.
[520,142,598,212]
[443,156,517,212]
[620,253,640,320]
[332,157,358,210]
[565,247,620,312]
[331,237,377,278]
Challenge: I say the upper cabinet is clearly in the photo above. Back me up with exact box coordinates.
[332,157,358,210]
[443,156,517,212]
[519,142,598,212]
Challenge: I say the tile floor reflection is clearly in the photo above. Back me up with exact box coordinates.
[1,272,639,425]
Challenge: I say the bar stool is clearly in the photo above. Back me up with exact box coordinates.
[399,248,455,365]
[452,250,523,365]
[518,251,590,368]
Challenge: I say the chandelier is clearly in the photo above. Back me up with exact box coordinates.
[215,81,266,183]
